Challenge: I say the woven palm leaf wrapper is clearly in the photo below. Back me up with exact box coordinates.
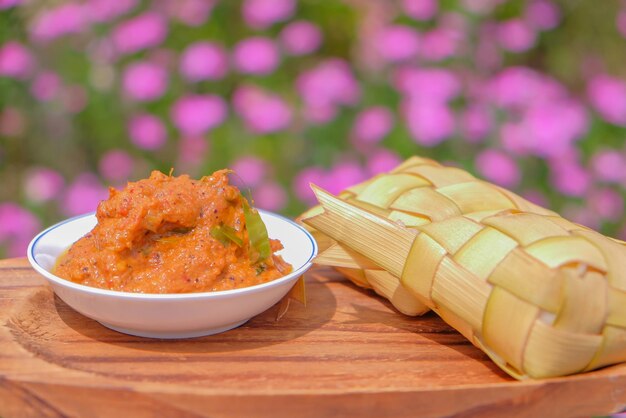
[299,156,558,316]
[301,156,626,380]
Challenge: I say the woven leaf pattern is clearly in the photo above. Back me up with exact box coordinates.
[302,156,626,379]
[300,156,560,317]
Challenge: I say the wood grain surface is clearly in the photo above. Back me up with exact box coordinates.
[0,257,625,418]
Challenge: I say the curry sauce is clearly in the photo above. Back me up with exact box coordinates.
[55,170,292,293]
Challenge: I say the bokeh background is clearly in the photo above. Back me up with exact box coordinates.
[1,0,626,258]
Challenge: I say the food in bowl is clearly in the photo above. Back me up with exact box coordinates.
[28,208,316,339]
[55,170,292,293]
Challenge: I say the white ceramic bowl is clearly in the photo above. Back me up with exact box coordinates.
[27,211,317,339]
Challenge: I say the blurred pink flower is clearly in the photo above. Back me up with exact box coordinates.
[112,12,168,55]
[179,42,228,82]
[232,156,267,188]
[297,59,360,122]
[293,166,326,204]
[351,106,393,145]
[280,20,322,56]
[327,161,367,194]
[295,160,373,204]
[402,0,438,21]
[0,203,40,257]
[550,161,591,197]
[62,174,109,216]
[394,67,460,102]
[591,150,626,183]
[165,0,215,27]
[233,85,292,134]
[501,102,587,158]
[488,67,565,108]
[171,94,227,135]
[587,74,626,126]
[0,203,39,241]
[367,149,402,175]
[233,37,280,75]
[525,1,560,31]
[86,0,137,23]
[24,168,65,203]
[489,66,535,106]
[521,100,588,157]
[0,0,23,10]
[460,104,491,143]
[122,61,168,102]
[178,136,209,167]
[420,28,458,61]
[128,113,167,150]
[500,122,529,155]
[395,68,461,147]
[374,25,420,63]
[497,19,536,53]
[405,99,455,146]
[99,150,134,183]
[475,150,521,187]
[242,0,295,29]
[589,189,624,222]
[252,181,287,211]
[30,4,88,42]
[0,41,34,79]
[0,107,24,137]
[30,71,61,102]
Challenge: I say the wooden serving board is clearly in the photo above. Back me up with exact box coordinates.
[1,257,625,418]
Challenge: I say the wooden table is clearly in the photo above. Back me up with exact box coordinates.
[1,258,625,417]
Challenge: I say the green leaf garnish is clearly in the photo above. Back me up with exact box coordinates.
[210,225,243,247]
[242,197,271,263]
[221,225,243,246]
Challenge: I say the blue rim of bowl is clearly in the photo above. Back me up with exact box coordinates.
[27,210,318,300]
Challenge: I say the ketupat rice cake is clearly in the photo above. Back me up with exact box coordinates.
[299,156,558,316]
[302,156,626,379]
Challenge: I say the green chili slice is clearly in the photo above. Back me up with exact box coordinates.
[210,225,243,247]
[242,197,271,262]
[221,225,243,246]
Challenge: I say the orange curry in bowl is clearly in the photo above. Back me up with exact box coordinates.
[55,170,292,293]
